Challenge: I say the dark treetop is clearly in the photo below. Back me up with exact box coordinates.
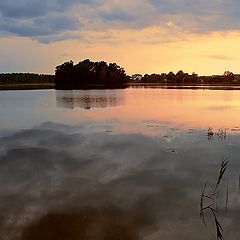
[55,59,130,87]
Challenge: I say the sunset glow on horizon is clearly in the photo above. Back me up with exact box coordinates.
[0,0,240,75]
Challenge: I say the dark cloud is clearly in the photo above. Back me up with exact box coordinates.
[0,0,92,19]
[149,0,218,15]
[100,9,134,22]
[1,0,240,43]
[0,0,92,42]
[148,0,240,32]
[0,14,80,38]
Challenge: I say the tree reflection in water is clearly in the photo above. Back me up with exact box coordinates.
[56,90,124,109]
[20,207,139,240]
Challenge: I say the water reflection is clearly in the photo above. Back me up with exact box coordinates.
[20,207,140,240]
[130,84,240,90]
[1,122,240,239]
[1,88,240,239]
[0,88,240,132]
[56,90,124,109]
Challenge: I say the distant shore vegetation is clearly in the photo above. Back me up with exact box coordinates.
[0,73,54,90]
[55,59,129,88]
[133,70,240,84]
[0,60,240,89]
[0,73,54,85]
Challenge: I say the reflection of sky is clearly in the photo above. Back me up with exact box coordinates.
[1,88,240,239]
[0,122,240,239]
[1,88,240,134]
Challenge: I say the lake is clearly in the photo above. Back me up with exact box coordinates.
[0,87,240,240]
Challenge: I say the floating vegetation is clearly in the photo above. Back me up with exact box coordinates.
[207,127,227,141]
[170,127,178,131]
[207,127,214,139]
[187,128,195,134]
[146,124,159,128]
[163,135,169,138]
[231,127,240,132]
[166,148,177,154]
[200,158,228,240]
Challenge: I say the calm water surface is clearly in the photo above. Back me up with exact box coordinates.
[0,88,240,239]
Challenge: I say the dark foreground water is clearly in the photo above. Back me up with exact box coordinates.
[0,88,240,239]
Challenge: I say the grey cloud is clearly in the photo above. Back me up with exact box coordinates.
[0,1,48,19]
[35,32,80,44]
[99,9,134,22]
[0,14,80,38]
[148,0,240,32]
[149,0,218,15]
[87,0,240,34]
[0,0,93,42]
[0,0,93,19]
[0,0,240,43]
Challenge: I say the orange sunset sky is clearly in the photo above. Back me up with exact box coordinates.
[0,0,240,76]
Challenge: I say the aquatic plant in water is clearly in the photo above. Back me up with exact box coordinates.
[200,158,228,240]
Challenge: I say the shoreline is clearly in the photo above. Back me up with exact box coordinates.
[127,83,240,90]
[0,83,55,90]
[1,82,240,90]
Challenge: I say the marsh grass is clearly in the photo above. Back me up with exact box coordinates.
[211,208,224,240]
[238,174,240,197]
[225,183,229,213]
[207,128,227,141]
[200,158,228,240]
[215,158,228,191]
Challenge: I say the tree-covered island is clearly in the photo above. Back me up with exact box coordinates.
[55,59,129,88]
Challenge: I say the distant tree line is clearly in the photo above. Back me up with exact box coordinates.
[0,73,54,85]
[142,71,197,83]
[0,63,239,88]
[55,59,130,87]
[141,70,238,84]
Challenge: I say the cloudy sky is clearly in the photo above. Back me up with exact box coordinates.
[0,0,240,75]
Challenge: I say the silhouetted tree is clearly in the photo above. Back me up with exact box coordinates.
[55,60,129,87]
[167,71,176,82]
[223,71,235,82]
[176,70,184,83]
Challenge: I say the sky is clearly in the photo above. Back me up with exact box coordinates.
[0,0,240,75]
